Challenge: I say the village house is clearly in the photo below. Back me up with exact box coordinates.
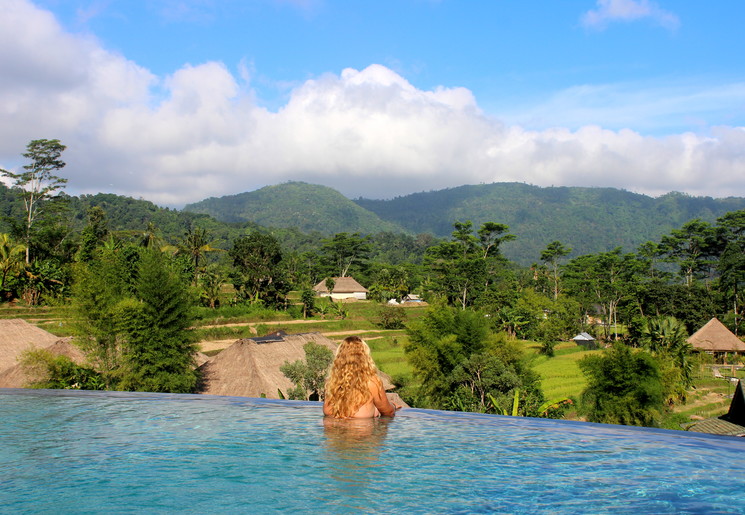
[313,276,368,300]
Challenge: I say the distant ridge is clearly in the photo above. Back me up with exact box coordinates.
[185,181,745,264]
[354,182,745,263]
[185,182,405,235]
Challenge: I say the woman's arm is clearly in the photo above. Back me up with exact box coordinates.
[369,378,398,417]
[323,399,333,417]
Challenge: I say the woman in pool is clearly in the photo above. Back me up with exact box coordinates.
[323,336,399,418]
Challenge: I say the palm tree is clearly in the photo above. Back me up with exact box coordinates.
[177,227,222,285]
[641,316,694,388]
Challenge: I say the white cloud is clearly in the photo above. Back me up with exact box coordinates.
[581,0,680,30]
[1,0,743,207]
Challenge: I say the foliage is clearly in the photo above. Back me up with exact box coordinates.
[280,342,334,400]
[367,266,410,302]
[0,233,26,298]
[72,246,198,392]
[22,349,105,390]
[658,219,717,287]
[405,303,544,414]
[639,315,694,391]
[229,232,290,309]
[117,248,199,393]
[320,232,371,278]
[300,288,316,318]
[540,240,572,300]
[579,343,665,427]
[1,139,68,264]
[199,264,225,309]
[77,206,109,262]
[374,305,407,329]
[424,220,515,309]
[177,226,223,285]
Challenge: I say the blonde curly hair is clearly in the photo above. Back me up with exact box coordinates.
[324,336,382,418]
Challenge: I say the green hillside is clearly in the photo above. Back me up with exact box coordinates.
[184,182,405,235]
[354,183,745,264]
[3,180,744,266]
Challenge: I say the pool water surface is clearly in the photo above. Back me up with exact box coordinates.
[1,389,744,513]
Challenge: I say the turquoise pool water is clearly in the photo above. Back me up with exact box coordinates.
[2,389,744,514]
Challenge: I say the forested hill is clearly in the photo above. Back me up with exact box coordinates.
[354,182,745,263]
[184,182,405,235]
[3,180,744,266]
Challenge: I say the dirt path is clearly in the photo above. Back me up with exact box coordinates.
[197,328,389,353]
[198,319,321,330]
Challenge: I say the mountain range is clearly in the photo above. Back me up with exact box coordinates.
[185,181,745,264]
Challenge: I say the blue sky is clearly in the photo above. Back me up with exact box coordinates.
[1,0,744,206]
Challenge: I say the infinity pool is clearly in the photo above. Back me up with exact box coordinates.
[2,389,744,513]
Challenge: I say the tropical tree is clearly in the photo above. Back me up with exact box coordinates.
[580,343,665,427]
[320,232,371,277]
[405,303,543,414]
[0,233,26,298]
[639,316,694,389]
[72,246,134,386]
[77,206,109,262]
[280,342,334,400]
[199,264,225,309]
[715,210,745,334]
[425,221,515,309]
[540,240,572,300]
[659,219,717,287]
[367,266,410,302]
[0,139,67,264]
[177,226,222,285]
[117,248,199,393]
[563,249,644,340]
[229,232,290,308]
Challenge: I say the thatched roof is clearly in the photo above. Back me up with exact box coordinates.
[0,337,85,388]
[313,277,368,293]
[197,332,396,399]
[687,318,745,353]
[198,332,339,399]
[0,319,61,372]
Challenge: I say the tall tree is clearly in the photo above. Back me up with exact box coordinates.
[77,206,109,262]
[425,221,515,309]
[715,210,745,334]
[540,240,572,300]
[563,249,644,340]
[118,248,199,393]
[1,139,67,264]
[229,232,290,308]
[320,232,371,278]
[177,226,222,285]
[659,219,717,287]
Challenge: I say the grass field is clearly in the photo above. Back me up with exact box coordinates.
[529,342,596,401]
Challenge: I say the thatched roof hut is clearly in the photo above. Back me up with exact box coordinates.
[687,318,745,354]
[198,332,338,399]
[0,337,85,388]
[313,277,368,300]
[0,319,61,373]
[197,332,399,401]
